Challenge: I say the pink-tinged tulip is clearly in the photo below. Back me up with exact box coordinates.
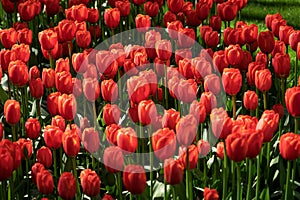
[256,110,279,142]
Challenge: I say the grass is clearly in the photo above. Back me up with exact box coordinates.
[241,0,300,30]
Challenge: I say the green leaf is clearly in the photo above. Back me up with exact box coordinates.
[0,85,9,104]
[260,187,270,200]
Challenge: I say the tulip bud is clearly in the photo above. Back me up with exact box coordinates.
[256,110,279,142]
[104,8,120,29]
[62,128,80,157]
[203,187,219,200]
[117,127,138,154]
[243,90,258,111]
[44,125,63,149]
[258,30,275,54]
[176,115,198,146]
[103,146,124,173]
[279,132,300,160]
[4,100,21,125]
[36,170,54,195]
[80,169,101,197]
[123,165,146,194]
[58,172,76,200]
[222,68,242,96]
[285,87,300,117]
[25,118,41,139]
[152,128,176,160]
[164,158,184,185]
[254,69,272,93]
[82,128,100,153]
[36,146,53,168]
[8,60,29,87]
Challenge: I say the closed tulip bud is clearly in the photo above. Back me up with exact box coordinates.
[201,27,213,41]
[197,140,210,157]
[8,60,28,87]
[213,50,228,73]
[104,8,120,29]
[25,118,41,139]
[127,75,151,104]
[55,57,70,73]
[103,104,121,126]
[167,0,183,14]
[38,29,58,51]
[4,100,20,125]
[216,142,224,159]
[82,128,100,153]
[242,24,258,44]
[58,20,76,42]
[36,170,54,195]
[138,100,157,125]
[58,94,77,121]
[279,133,300,160]
[204,74,221,95]
[0,147,14,181]
[167,20,183,39]
[47,92,60,116]
[11,43,30,63]
[103,146,124,173]
[279,25,294,45]
[176,115,198,146]
[196,1,211,21]
[265,13,282,31]
[45,0,60,17]
[217,1,238,22]
[226,133,247,162]
[271,18,286,38]
[135,14,151,33]
[0,50,16,72]
[164,158,184,185]
[243,90,258,111]
[152,128,176,160]
[224,44,243,66]
[244,129,264,159]
[58,172,76,200]
[162,109,180,130]
[29,78,44,99]
[62,128,80,157]
[178,145,199,169]
[211,108,233,139]
[17,138,33,159]
[71,4,88,22]
[31,162,45,184]
[203,187,219,200]
[155,39,172,61]
[117,127,138,153]
[115,1,131,17]
[42,68,55,89]
[18,0,41,21]
[285,87,300,117]
[185,10,201,27]
[222,68,242,96]
[123,165,146,194]
[36,146,52,168]
[178,28,195,49]
[44,125,63,149]
[0,28,17,49]
[101,79,118,103]
[258,30,275,54]
[163,11,177,27]
[272,53,290,78]
[105,124,120,145]
[200,92,217,114]
[271,40,286,57]
[255,69,272,92]
[87,8,99,23]
[256,110,279,142]
[204,31,219,48]
[76,30,91,49]
[55,71,73,94]
[209,15,222,31]
[80,169,101,197]
[247,61,266,86]
[189,100,206,124]
[273,103,284,119]
[144,1,159,17]
[289,31,300,51]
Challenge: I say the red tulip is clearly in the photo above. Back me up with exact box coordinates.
[155,39,172,62]
[0,50,16,72]
[203,187,219,200]
[80,169,101,197]
[144,1,159,17]
[279,25,294,45]
[82,128,100,153]
[42,68,55,89]
[178,28,195,49]
[242,24,258,44]
[185,10,201,27]
[289,30,300,51]
[31,162,45,184]
[200,92,217,114]
[217,1,238,22]
[47,92,60,116]
[16,138,33,159]
[204,74,221,95]
[117,127,138,153]
[175,49,192,65]
[101,79,118,103]
[209,15,222,31]
[4,100,20,125]
[189,100,206,124]
[43,125,63,149]
[55,71,73,94]
[123,165,146,194]
[246,61,266,86]
[58,172,76,200]
[45,0,60,17]
[152,128,176,160]
[135,14,151,33]
[164,158,184,185]
[18,0,41,21]
[1,0,14,14]
[222,68,242,96]
[258,30,275,54]
[271,18,286,38]
[216,142,224,159]
[71,4,88,22]
[162,109,180,131]
[76,30,91,49]
[272,53,290,78]
[167,0,183,14]
[137,100,157,125]
[279,132,300,160]
[103,104,121,126]
[163,11,177,27]
[255,69,272,93]
[0,147,14,181]
[105,124,121,146]
[127,75,150,104]
[273,103,284,119]
[244,129,264,159]
[256,110,279,142]
[226,133,247,162]
[213,50,228,73]
[29,78,44,99]
[167,20,183,39]
[8,60,28,87]
[204,31,219,48]
[62,128,80,157]
[58,94,77,121]
[285,87,300,117]
[197,139,210,157]
[25,118,41,139]
[38,29,58,51]
[271,40,286,57]
[178,144,199,169]
[96,50,118,79]
[211,108,233,139]
[11,43,30,63]
[115,1,130,17]
[176,115,198,146]
[0,28,17,49]
[243,90,258,111]
[265,13,282,31]
[36,146,52,168]
[224,44,243,66]
[103,146,124,173]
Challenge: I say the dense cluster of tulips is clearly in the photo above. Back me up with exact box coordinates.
[1,0,300,199]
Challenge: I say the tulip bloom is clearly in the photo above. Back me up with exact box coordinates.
[115,1,130,17]
[279,133,300,160]
[103,104,121,126]
[25,118,41,139]
[29,78,44,99]
[104,8,120,29]
[178,28,195,49]
[217,1,238,22]
[4,100,20,125]
[222,68,242,96]
[226,133,247,162]
[62,128,81,157]
[203,188,219,200]
[152,128,176,160]
[176,115,198,146]
[127,75,150,104]
[0,147,14,181]
[243,90,259,111]
[38,29,58,51]
[200,92,217,114]
[289,30,300,51]
[225,44,243,66]
[255,69,272,93]
[43,125,63,149]
[58,172,76,200]
[211,108,233,139]
[258,30,275,54]
[8,60,29,87]
[272,53,290,78]
[82,128,100,153]
[58,20,76,42]
[36,146,53,168]
[123,165,147,194]
[155,39,172,62]
[31,163,45,184]
[197,140,210,157]
[0,28,17,49]
[36,170,54,195]
[213,50,229,74]
[138,100,157,125]
[164,158,184,185]
[189,100,206,124]
[105,124,121,146]
[101,79,118,103]
[285,87,300,117]
[256,110,279,142]
[204,74,221,95]
[80,169,101,197]
[117,127,138,153]
[103,146,124,173]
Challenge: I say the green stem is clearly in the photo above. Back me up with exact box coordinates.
[236,163,241,200]
[72,156,81,198]
[11,125,16,142]
[164,64,169,109]
[222,145,228,200]
[203,158,207,187]
[149,129,153,200]
[263,92,267,110]
[26,158,30,199]
[7,75,11,99]
[48,51,54,69]
[186,148,192,200]
[172,186,176,200]
[53,149,57,180]
[281,78,285,105]
[9,177,14,199]
[265,143,271,187]
[130,193,133,200]
[116,173,123,200]
[164,178,168,200]
[231,160,236,200]
[36,99,41,120]
[246,159,252,200]
[285,161,291,200]
[255,152,261,200]
[232,95,236,120]
[295,58,298,86]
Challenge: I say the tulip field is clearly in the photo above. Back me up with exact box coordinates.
[1,0,300,199]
